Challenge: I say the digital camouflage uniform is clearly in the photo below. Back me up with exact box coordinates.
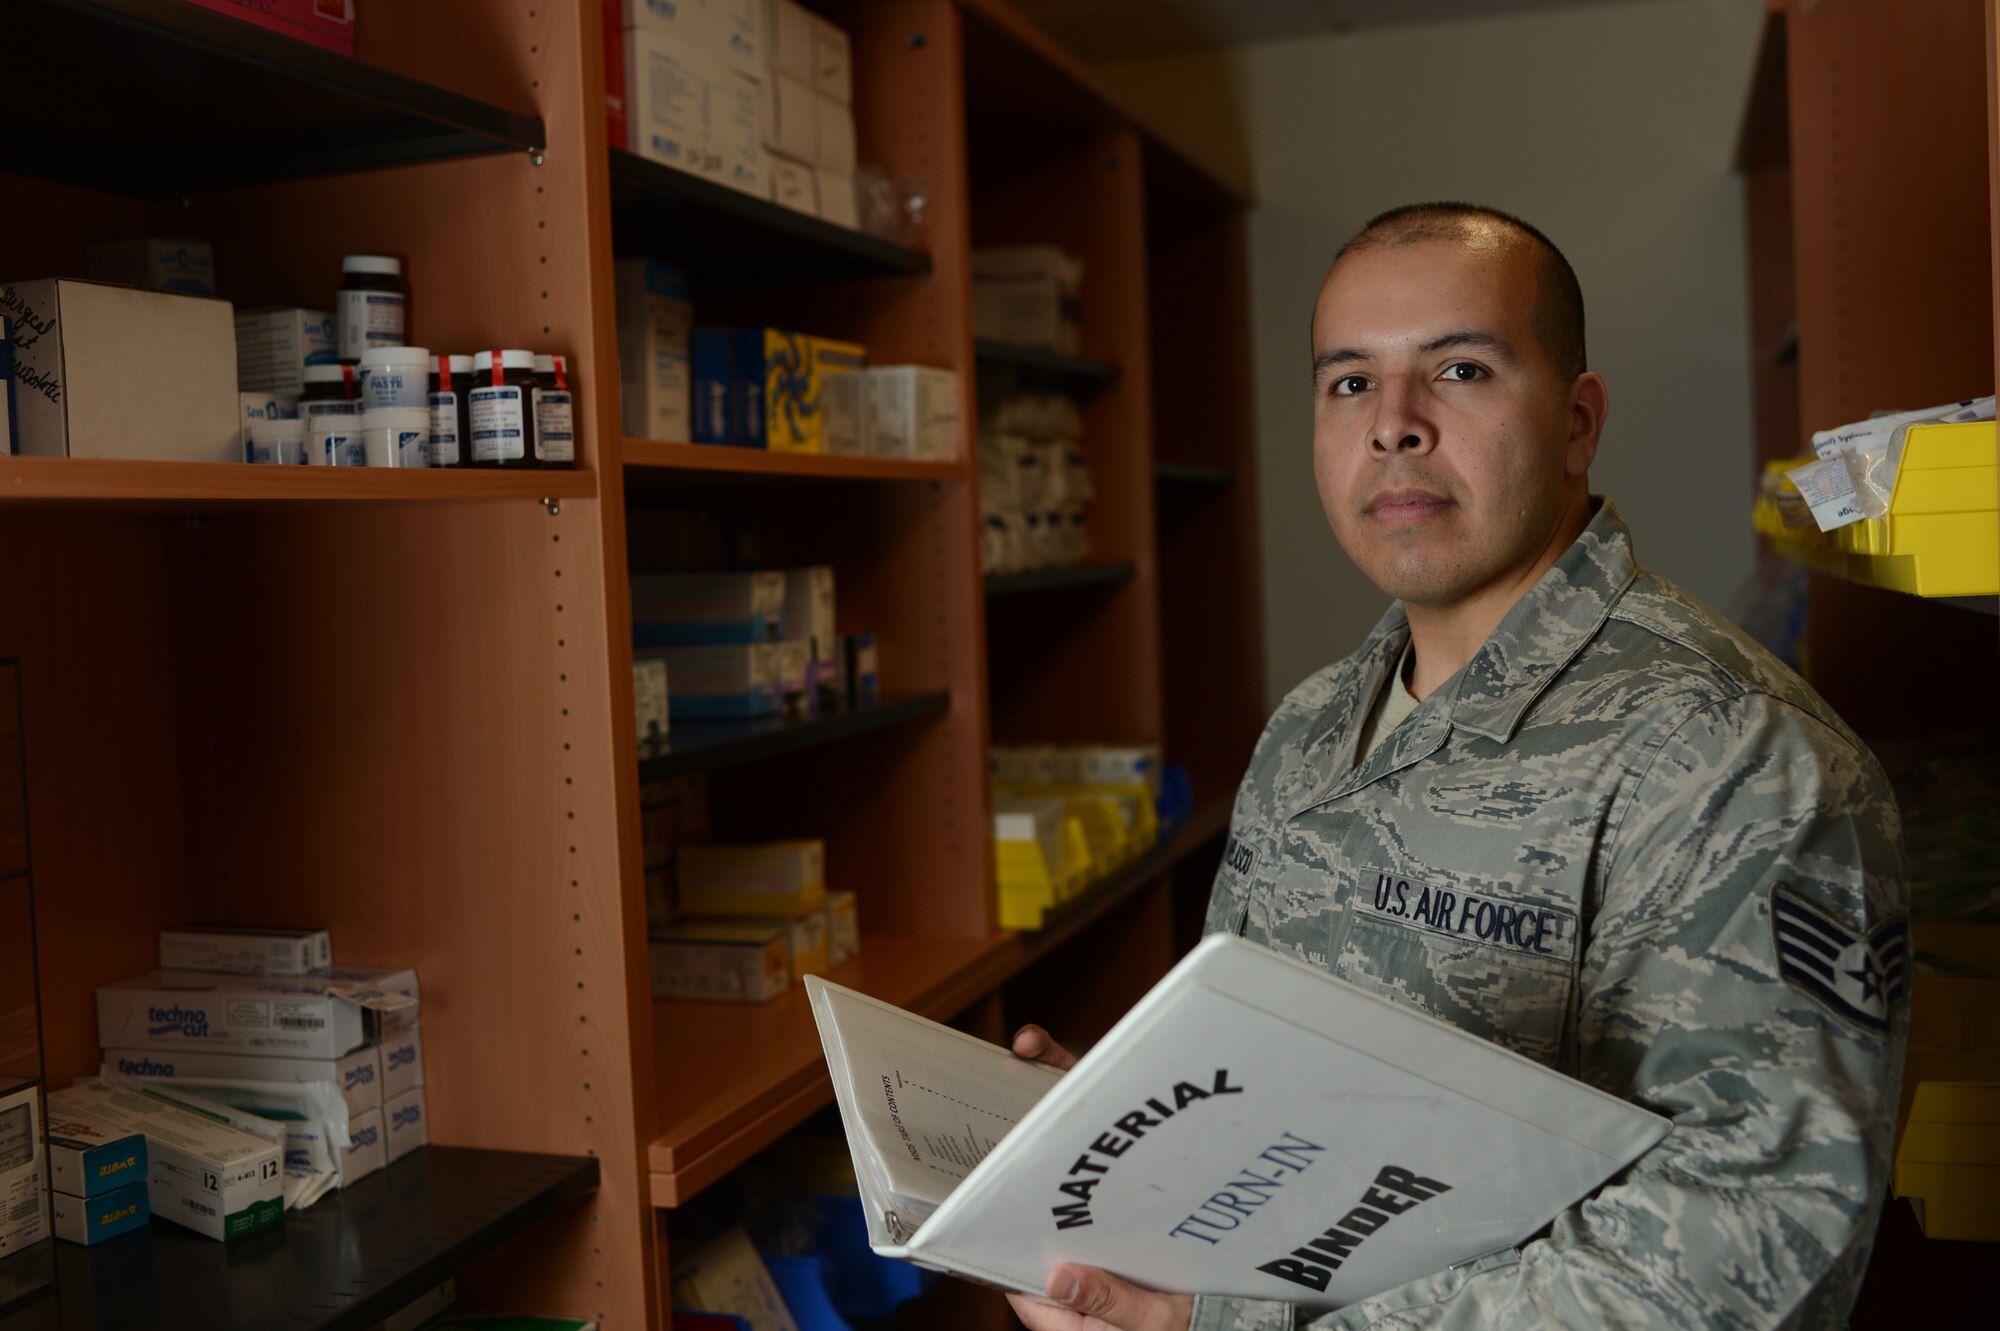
[1192,500,1908,1331]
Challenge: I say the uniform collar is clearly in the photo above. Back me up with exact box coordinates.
[1441,497,1638,744]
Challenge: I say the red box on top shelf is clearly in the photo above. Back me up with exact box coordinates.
[184,0,356,55]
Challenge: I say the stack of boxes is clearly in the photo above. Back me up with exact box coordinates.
[615,258,695,445]
[989,745,1164,930]
[973,246,1084,354]
[652,840,859,1004]
[762,0,857,226]
[980,393,1093,574]
[62,925,429,1238]
[43,1103,150,1246]
[631,566,870,722]
[615,0,767,196]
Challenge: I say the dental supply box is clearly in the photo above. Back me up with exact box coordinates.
[159,924,333,977]
[343,1107,386,1184]
[625,0,763,77]
[652,920,792,1003]
[42,1111,146,1199]
[235,307,336,396]
[678,840,825,916]
[104,1044,385,1121]
[866,365,959,460]
[638,643,783,718]
[98,971,369,1059]
[86,238,216,297]
[626,29,764,194]
[631,570,785,645]
[1,278,238,461]
[380,1027,426,1103]
[46,1081,283,1243]
[614,259,693,442]
[51,1181,149,1245]
[385,1087,429,1163]
[0,1077,47,1257]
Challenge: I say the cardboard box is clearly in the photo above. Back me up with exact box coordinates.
[86,238,216,297]
[815,169,857,230]
[1,279,237,461]
[46,1081,283,1242]
[385,1087,429,1164]
[813,15,851,103]
[97,970,374,1059]
[342,1107,386,1186]
[379,1028,425,1103]
[678,841,825,916]
[50,1179,148,1245]
[614,258,693,442]
[768,0,815,82]
[2,316,15,454]
[973,247,1084,354]
[42,1111,146,1199]
[184,0,355,54]
[104,1044,385,1122]
[823,364,863,454]
[627,28,709,177]
[637,642,783,719]
[824,888,859,967]
[781,567,836,664]
[635,657,671,743]
[814,94,856,174]
[691,910,826,981]
[709,66,765,196]
[651,921,791,1003]
[767,151,817,215]
[631,570,786,645]
[865,365,959,460]
[729,330,864,452]
[236,307,338,395]
[763,70,816,162]
[0,1077,46,1257]
[159,925,332,977]
[625,0,762,76]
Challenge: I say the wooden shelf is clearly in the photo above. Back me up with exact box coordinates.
[983,562,1136,596]
[974,339,1120,391]
[1153,461,1233,487]
[0,457,598,506]
[0,1148,598,1331]
[649,930,1022,1205]
[637,692,952,781]
[6,0,543,194]
[623,440,964,483]
[609,150,930,288]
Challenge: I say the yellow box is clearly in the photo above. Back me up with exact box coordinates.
[1756,421,1997,597]
[650,920,791,1004]
[1894,1080,2000,1240]
[693,911,828,981]
[677,841,826,917]
[756,329,865,453]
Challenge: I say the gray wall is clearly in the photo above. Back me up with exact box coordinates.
[1099,0,1766,703]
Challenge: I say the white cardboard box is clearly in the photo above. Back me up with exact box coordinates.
[385,1087,429,1164]
[0,1077,47,1256]
[767,151,817,215]
[159,925,332,977]
[97,971,372,1060]
[104,1044,385,1121]
[342,1107,386,1185]
[767,0,814,82]
[710,64,765,195]
[866,365,959,460]
[613,258,693,442]
[1,279,238,461]
[378,1027,426,1103]
[625,0,762,77]
[627,28,709,178]
[814,93,856,174]
[42,1109,146,1199]
[815,169,857,230]
[46,1081,283,1242]
[763,70,816,162]
[235,306,336,395]
[812,15,851,103]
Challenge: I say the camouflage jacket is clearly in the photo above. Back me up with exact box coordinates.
[1192,500,1908,1331]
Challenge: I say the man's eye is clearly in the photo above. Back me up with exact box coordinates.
[1440,362,1485,383]
[1330,375,1370,397]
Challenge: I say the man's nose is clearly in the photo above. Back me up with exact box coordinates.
[1368,378,1438,455]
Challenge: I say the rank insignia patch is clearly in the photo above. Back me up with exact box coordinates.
[1772,887,1908,1034]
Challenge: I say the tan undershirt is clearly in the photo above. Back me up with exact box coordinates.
[1355,645,1420,765]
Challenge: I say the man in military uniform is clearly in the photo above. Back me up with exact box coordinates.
[1008,203,1907,1331]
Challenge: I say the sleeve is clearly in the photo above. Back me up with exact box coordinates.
[1188,692,1909,1331]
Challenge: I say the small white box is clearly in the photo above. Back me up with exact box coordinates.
[710,0,765,76]
[104,1044,385,1121]
[97,970,385,1060]
[766,151,817,215]
[709,65,766,195]
[2,279,238,461]
[160,925,332,977]
[635,657,671,743]
[378,1027,426,1103]
[768,0,815,82]
[628,29,708,178]
[866,365,959,460]
[385,1087,429,1164]
[814,94,856,173]
[823,366,864,454]
[342,1107,386,1185]
[815,169,857,230]
[614,258,693,442]
[764,70,816,161]
[46,1081,283,1243]
[812,15,851,103]
[781,567,836,664]
[42,1111,146,1199]
[0,1077,47,1257]
[235,306,337,395]
[86,237,216,297]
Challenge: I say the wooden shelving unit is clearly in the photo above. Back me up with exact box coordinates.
[983,561,1136,595]
[2,3,1262,1327]
[974,338,1121,391]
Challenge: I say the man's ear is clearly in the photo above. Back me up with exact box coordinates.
[1565,372,1608,477]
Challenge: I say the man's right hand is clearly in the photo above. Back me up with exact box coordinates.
[1011,1024,1079,1072]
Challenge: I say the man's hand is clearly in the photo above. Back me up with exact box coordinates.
[1006,1265,1194,1331]
[1011,1024,1079,1071]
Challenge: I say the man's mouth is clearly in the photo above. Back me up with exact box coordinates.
[1365,488,1453,525]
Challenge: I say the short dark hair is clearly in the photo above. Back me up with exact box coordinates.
[1333,202,1587,385]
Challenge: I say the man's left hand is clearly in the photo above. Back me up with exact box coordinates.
[1006,1264,1193,1331]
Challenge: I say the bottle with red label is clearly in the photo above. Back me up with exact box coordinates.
[532,353,577,469]
[469,349,539,469]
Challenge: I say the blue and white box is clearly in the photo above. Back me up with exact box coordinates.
[385,1087,429,1164]
[637,642,783,719]
[631,570,785,645]
[342,1107,386,1185]
[104,1044,384,1120]
[96,970,400,1060]
[50,1180,149,1245]
[379,1028,425,1103]
[43,1110,146,1198]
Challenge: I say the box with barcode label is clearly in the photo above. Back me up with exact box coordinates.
[0,1076,48,1256]
[97,970,369,1059]
[45,1081,282,1242]
[159,925,332,977]
[103,1044,383,1120]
